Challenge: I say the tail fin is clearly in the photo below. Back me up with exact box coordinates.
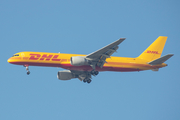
[138,36,167,61]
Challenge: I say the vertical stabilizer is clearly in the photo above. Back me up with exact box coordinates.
[138,36,167,61]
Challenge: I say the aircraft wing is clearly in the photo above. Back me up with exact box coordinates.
[86,38,126,68]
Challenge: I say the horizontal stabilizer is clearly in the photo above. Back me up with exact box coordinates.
[148,54,174,65]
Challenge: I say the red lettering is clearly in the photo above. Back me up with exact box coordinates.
[52,55,61,61]
[29,54,41,60]
[147,50,150,53]
[146,50,159,54]
[39,54,53,61]
[29,54,62,61]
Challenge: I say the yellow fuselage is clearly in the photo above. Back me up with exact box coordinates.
[7,51,167,72]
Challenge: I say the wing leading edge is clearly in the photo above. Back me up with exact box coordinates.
[86,38,126,68]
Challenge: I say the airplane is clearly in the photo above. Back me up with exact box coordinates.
[7,36,173,84]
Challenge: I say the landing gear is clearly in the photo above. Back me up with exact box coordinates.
[83,79,87,83]
[27,71,30,75]
[91,70,99,76]
[82,70,98,84]
[94,71,99,75]
[24,65,30,75]
[77,70,98,84]
[87,79,92,84]
[83,78,92,84]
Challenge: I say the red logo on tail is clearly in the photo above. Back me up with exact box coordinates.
[146,50,160,54]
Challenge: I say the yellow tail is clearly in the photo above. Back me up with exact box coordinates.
[138,36,167,61]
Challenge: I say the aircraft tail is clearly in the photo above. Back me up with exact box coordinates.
[138,36,167,61]
[148,54,174,65]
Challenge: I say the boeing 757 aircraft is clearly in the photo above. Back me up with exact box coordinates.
[7,36,173,83]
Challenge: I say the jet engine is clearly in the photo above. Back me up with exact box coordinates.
[57,70,75,80]
[70,56,89,66]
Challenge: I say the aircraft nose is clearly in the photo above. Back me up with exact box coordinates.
[7,58,12,63]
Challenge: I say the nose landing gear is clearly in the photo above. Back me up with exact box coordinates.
[24,65,30,75]
[27,70,30,75]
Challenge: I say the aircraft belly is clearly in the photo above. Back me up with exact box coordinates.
[9,60,163,72]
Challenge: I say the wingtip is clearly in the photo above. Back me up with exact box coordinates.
[168,54,174,56]
[120,38,126,40]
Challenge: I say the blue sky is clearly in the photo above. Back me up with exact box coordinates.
[1,0,180,120]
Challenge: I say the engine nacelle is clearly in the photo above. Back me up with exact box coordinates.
[57,70,74,80]
[70,56,89,66]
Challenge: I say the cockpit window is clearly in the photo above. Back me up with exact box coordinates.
[12,54,19,57]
